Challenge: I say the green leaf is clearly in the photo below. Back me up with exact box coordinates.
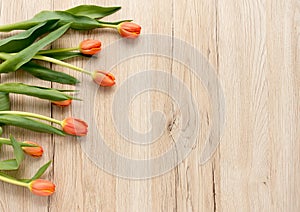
[22,62,80,85]
[65,5,121,19]
[0,136,24,171]
[10,135,24,167]
[0,20,58,53]
[0,127,2,136]
[33,11,101,30]
[38,51,85,61]
[0,10,100,32]
[0,92,10,111]
[0,115,65,135]
[0,83,73,101]
[0,20,43,32]
[0,23,71,73]
[0,159,19,171]
[0,171,18,180]
[19,161,52,183]
[0,52,79,85]
[29,161,52,182]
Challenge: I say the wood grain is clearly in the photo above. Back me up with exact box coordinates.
[0,0,299,211]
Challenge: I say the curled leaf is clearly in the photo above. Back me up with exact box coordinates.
[0,136,24,171]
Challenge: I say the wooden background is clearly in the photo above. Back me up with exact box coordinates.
[0,0,299,211]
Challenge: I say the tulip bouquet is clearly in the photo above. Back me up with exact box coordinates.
[0,5,141,196]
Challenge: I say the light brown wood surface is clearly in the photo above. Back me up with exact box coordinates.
[0,0,299,211]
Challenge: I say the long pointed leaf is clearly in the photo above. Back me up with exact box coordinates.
[0,52,79,85]
[19,161,52,183]
[10,135,24,167]
[65,5,121,19]
[0,23,71,73]
[21,62,80,85]
[0,20,58,53]
[0,10,100,32]
[0,115,65,135]
[0,83,73,101]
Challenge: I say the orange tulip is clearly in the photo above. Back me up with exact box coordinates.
[29,179,55,196]
[22,141,43,158]
[117,22,141,38]
[61,117,88,136]
[79,39,101,55]
[92,70,116,87]
[52,99,72,107]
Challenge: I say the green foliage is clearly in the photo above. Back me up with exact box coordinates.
[0,115,65,135]
[0,83,74,101]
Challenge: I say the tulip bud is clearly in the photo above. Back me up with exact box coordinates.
[29,179,55,196]
[92,70,115,87]
[61,117,88,136]
[79,39,101,55]
[52,99,72,107]
[22,141,43,158]
[117,22,141,38]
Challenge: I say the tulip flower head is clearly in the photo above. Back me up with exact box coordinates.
[79,39,102,55]
[62,117,88,136]
[29,179,55,196]
[52,99,72,107]
[92,70,116,87]
[117,22,141,38]
[22,141,44,158]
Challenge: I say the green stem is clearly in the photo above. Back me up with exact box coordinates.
[0,138,37,147]
[0,174,29,187]
[38,47,79,55]
[0,111,62,125]
[98,23,118,29]
[32,55,92,75]
[7,53,91,75]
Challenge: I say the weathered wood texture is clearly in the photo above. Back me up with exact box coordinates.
[0,0,299,211]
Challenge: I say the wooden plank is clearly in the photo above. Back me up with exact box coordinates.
[0,0,53,211]
[50,0,119,211]
[217,0,299,211]
[0,0,299,211]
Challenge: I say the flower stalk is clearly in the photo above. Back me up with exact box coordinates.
[0,111,62,125]
[0,174,28,187]
[0,137,37,147]
[33,55,92,75]
[38,47,79,55]
[0,174,55,196]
